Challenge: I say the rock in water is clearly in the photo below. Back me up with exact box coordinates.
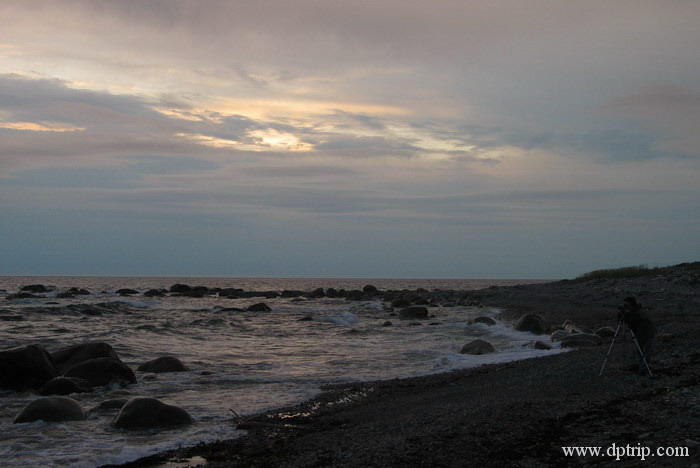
[247,302,272,312]
[398,306,429,320]
[459,339,496,355]
[13,397,86,423]
[51,342,121,374]
[113,397,193,428]
[39,377,92,395]
[64,357,137,387]
[137,356,190,373]
[470,316,497,326]
[514,314,549,335]
[0,344,58,391]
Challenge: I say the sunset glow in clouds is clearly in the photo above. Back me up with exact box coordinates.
[1,0,699,277]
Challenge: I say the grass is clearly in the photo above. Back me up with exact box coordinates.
[571,262,700,283]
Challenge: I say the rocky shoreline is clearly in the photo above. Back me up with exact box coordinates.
[100,263,699,467]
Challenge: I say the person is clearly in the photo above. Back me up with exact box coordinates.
[617,296,656,375]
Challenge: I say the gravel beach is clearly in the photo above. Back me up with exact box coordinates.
[112,263,700,467]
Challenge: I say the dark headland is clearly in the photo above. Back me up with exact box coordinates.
[110,263,700,467]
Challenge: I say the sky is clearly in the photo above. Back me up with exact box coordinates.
[1,0,699,279]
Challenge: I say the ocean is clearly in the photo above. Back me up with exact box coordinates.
[0,276,558,467]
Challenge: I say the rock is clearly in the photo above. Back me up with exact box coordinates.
[391,298,412,308]
[382,321,393,327]
[13,397,86,423]
[169,284,191,293]
[143,373,158,381]
[247,303,272,312]
[325,288,339,298]
[514,314,549,335]
[67,287,91,295]
[137,356,190,373]
[113,397,193,429]
[308,288,325,298]
[398,306,429,320]
[534,340,553,350]
[20,284,50,293]
[0,344,58,391]
[470,316,496,326]
[281,290,304,298]
[298,316,314,321]
[51,342,121,374]
[594,326,616,338]
[550,330,570,342]
[559,333,603,348]
[116,288,139,295]
[6,292,38,300]
[460,339,496,355]
[64,357,137,387]
[363,284,379,294]
[39,377,92,395]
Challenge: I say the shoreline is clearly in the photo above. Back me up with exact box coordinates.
[108,264,700,467]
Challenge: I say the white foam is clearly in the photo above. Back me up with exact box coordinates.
[318,312,360,326]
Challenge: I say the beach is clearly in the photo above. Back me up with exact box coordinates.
[111,264,700,467]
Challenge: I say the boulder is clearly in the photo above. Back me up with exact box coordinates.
[247,303,272,312]
[459,339,496,355]
[20,284,50,293]
[13,397,86,423]
[534,340,553,350]
[169,284,191,293]
[39,377,92,396]
[51,342,121,374]
[550,330,570,342]
[67,287,91,295]
[113,397,193,429]
[0,344,58,391]
[144,289,165,297]
[391,298,412,309]
[363,284,379,294]
[559,333,603,348]
[514,314,549,335]
[470,316,497,326]
[137,356,190,373]
[398,306,429,320]
[64,357,137,387]
[116,288,139,295]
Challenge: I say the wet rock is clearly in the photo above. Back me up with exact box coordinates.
[399,306,429,320]
[382,321,393,327]
[169,284,191,293]
[39,377,92,395]
[281,290,304,298]
[534,340,553,350]
[137,356,190,373]
[325,288,340,298]
[6,292,38,300]
[20,284,50,293]
[64,357,137,387]
[470,316,497,326]
[308,288,325,298]
[67,287,91,295]
[460,339,496,355]
[116,288,139,295]
[51,342,121,374]
[13,397,86,423]
[514,314,549,335]
[550,330,570,342]
[363,284,379,294]
[391,298,412,308]
[113,397,193,429]
[247,303,272,312]
[298,316,314,321]
[0,344,58,391]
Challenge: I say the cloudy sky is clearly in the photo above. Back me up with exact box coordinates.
[1,0,698,278]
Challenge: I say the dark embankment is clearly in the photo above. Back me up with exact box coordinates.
[108,262,700,467]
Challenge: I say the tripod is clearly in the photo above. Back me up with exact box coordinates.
[599,318,653,377]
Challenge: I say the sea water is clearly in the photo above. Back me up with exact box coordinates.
[0,277,559,467]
